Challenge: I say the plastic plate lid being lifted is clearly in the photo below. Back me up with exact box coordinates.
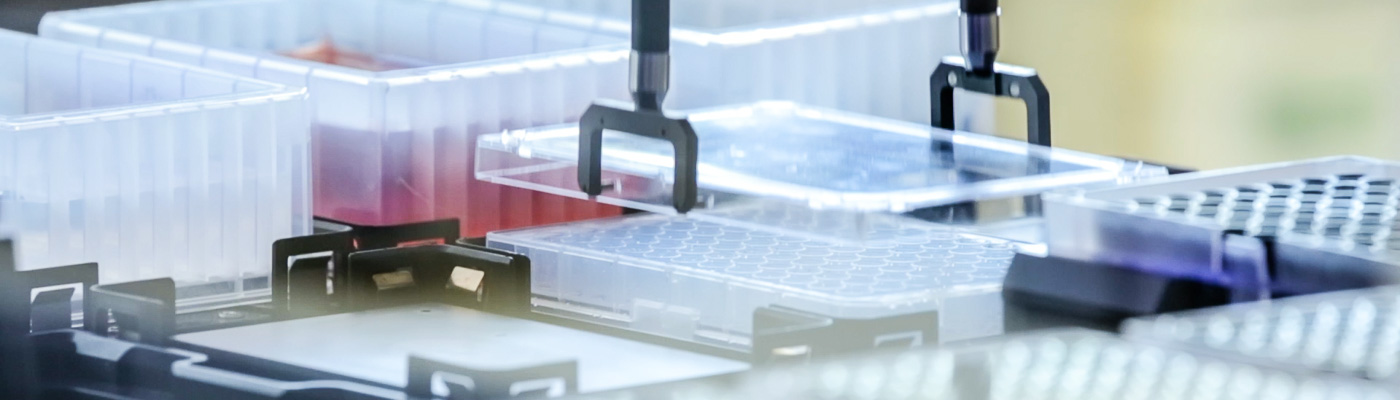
[477,101,1162,218]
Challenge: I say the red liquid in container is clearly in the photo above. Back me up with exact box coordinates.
[292,41,621,237]
[312,124,619,238]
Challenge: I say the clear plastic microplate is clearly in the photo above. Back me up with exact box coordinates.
[1124,285,1400,383]
[1045,156,1400,294]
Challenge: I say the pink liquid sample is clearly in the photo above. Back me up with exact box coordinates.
[283,41,622,236]
[313,124,620,238]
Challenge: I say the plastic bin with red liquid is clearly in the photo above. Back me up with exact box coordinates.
[41,0,631,237]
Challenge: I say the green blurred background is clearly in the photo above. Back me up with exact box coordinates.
[995,0,1400,169]
[5,0,1396,170]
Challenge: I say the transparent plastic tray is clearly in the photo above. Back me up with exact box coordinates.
[39,0,632,237]
[0,31,311,307]
[435,0,988,129]
[477,101,1163,222]
[1045,156,1400,292]
[1124,286,1400,384]
[487,211,1018,349]
[575,329,1397,400]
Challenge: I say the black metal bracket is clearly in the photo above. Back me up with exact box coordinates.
[31,329,186,397]
[345,243,530,316]
[1220,232,1272,303]
[931,56,1051,147]
[0,259,100,335]
[1002,253,1233,332]
[750,306,937,365]
[86,278,176,346]
[1214,232,1400,297]
[577,105,699,213]
[0,237,100,399]
[271,218,460,318]
[271,226,353,319]
[577,0,700,214]
[407,355,577,400]
[1270,239,1400,296]
[1006,227,1400,333]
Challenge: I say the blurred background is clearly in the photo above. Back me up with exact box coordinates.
[5,0,1397,170]
[0,0,137,33]
[994,0,1400,170]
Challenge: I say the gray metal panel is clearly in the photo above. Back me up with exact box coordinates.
[173,304,748,393]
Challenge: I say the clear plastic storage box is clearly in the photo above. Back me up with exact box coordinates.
[1044,156,1400,294]
[1124,286,1400,384]
[578,330,1398,400]
[478,0,986,128]
[0,30,311,306]
[39,0,633,237]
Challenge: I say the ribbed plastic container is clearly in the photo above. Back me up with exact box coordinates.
[39,0,632,237]
[0,30,311,307]
[1124,286,1400,384]
[484,0,987,128]
[577,330,1399,400]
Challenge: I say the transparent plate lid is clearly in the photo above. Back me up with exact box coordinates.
[476,101,1162,215]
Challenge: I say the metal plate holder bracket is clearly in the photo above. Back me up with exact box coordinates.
[751,306,938,364]
[408,355,578,400]
[345,243,531,316]
[271,218,461,318]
